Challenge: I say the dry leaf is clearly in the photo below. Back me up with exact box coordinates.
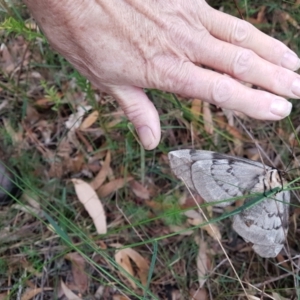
[22,190,41,210]
[185,210,221,241]
[21,287,52,300]
[191,99,202,118]
[90,151,111,190]
[65,252,88,294]
[97,176,133,198]
[72,179,107,234]
[203,223,221,241]
[0,100,8,111]
[113,296,129,300]
[25,105,40,124]
[169,225,193,236]
[129,180,150,200]
[122,248,150,286]
[240,296,259,300]
[3,118,24,145]
[20,258,43,278]
[246,6,267,25]
[195,236,210,288]
[61,280,82,300]
[12,204,44,218]
[115,249,136,289]
[184,210,204,223]
[0,293,8,300]
[114,246,150,289]
[94,286,104,299]
[80,110,99,130]
[65,105,92,132]
[0,43,15,73]
[191,98,202,137]
[272,292,289,300]
[190,288,208,300]
[203,102,214,135]
[34,98,54,109]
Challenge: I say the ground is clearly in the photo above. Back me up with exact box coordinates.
[0,1,300,299]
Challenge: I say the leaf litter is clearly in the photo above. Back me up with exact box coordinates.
[0,3,300,300]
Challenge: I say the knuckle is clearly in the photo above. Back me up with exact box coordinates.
[271,68,290,90]
[150,56,191,92]
[232,49,255,76]
[211,78,235,104]
[166,17,192,49]
[122,102,144,124]
[231,19,252,45]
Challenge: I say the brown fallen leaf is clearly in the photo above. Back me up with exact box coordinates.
[190,288,208,300]
[97,176,133,198]
[112,296,129,300]
[0,293,8,300]
[122,248,150,286]
[0,43,15,73]
[191,98,202,117]
[25,105,41,125]
[114,245,150,289]
[90,151,111,190]
[246,6,267,25]
[12,203,44,218]
[272,292,290,300]
[185,210,221,241]
[3,118,24,146]
[21,287,53,300]
[202,102,214,135]
[195,236,210,288]
[129,180,150,200]
[34,97,55,109]
[72,179,107,234]
[65,252,88,294]
[65,105,92,132]
[169,224,193,236]
[191,98,202,137]
[61,280,82,300]
[80,110,99,130]
[115,248,136,289]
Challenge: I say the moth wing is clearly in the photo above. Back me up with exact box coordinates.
[168,150,197,192]
[232,190,290,258]
[189,150,269,207]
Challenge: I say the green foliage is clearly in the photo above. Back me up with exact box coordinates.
[40,80,63,111]
[0,16,45,41]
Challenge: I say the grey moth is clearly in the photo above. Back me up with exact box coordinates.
[168,149,290,258]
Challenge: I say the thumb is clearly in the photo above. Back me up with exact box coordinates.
[111,85,161,150]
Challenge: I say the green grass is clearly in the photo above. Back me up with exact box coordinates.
[0,0,300,299]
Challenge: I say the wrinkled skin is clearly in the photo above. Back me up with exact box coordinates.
[24,0,300,149]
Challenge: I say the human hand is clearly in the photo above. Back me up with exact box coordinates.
[24,0,300,150]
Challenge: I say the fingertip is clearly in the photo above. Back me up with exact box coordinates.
[281,51,300,71]
[111,85,161,150]
[269,98,292,119]
[136,125,159,150]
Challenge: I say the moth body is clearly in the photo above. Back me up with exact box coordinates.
[168,149,290,258]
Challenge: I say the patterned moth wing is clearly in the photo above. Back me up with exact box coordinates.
[168,149,290,258]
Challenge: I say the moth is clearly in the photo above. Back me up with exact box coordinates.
[168,149,290,258]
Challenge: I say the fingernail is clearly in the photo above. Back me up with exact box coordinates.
[292,78,300,97]
[137,126,155,150]
[281,51,300,70]
[270,98,292,117]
